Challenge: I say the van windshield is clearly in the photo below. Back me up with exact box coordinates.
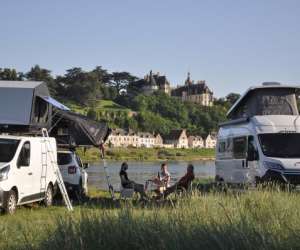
[258,133,300,158]
[0,139,20,162]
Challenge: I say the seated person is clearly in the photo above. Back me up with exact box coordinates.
[152,163,171,194]
[163,164,195,198]
[119,162,148,200]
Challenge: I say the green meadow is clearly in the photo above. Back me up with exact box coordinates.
[1,186,300,250]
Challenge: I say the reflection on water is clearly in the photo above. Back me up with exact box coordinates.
[87,160,215,190]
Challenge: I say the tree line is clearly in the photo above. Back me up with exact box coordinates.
[0,65,240,136]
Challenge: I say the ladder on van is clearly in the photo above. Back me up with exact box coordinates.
[41,128,73,211]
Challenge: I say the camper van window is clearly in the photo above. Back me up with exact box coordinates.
[233,137,247,159]
[17,142,30,167]
[259,133,300,158]
[0,139,20,162]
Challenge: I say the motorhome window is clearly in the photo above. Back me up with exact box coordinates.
[18,142,30,166]
[259,133,300,158]
[57,153,72,165]
[233,137,247,159]
[0,139,20,162]
[247,136,259,161]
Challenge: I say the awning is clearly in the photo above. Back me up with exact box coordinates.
[40,96,70,111]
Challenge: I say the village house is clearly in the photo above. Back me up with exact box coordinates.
[164,129,189,148]
[171,72,214,106]
[137,132,156,148]
[204,134,217,148]
[106,129,138,147]
[154,133,164,148]
[188,135,204,148]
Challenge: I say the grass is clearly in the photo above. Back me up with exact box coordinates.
[63,99,131,114]
[76,147,215,162]
[2,185,300,249]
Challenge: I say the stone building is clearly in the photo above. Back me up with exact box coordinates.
[171,72,213,106]
[129,70,171,95]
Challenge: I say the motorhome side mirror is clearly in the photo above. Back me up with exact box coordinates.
[83,163,89,169]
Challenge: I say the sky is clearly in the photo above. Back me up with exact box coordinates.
[1,0,300,97]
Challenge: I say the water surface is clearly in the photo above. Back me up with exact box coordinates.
[87,160,215,190]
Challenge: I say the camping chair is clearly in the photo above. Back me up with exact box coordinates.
[174,181,194,198]
[119,184,134,199]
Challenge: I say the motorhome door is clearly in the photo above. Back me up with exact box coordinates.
[232,136,250,183]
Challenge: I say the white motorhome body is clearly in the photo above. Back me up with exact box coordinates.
[0,135,57,212]
[216,83,300,185]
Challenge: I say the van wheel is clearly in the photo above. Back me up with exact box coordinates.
[44,185,53,207]
[3,190,17,214]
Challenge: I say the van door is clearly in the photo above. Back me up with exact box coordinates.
[232,136,248,183]
[16,141,35,201]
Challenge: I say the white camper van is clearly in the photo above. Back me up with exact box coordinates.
[216,83,300,186]
[0,135,58,214]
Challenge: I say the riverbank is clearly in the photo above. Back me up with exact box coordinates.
[2,187,300,249]
[77,147,215,162]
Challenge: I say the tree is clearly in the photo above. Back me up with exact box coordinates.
[110,72,138,92]
[226,93,241,106]
[0,68,18,80]
[26,65,56,95]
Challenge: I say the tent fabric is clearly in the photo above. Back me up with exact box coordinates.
[39,96,70,111]
[228,87,299,119]
[51,110,111,147]
[0,81,51,130]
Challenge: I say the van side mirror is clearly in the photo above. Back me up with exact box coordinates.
[83,163,89,169]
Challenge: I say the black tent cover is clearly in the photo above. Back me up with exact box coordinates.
[50,110,111,147]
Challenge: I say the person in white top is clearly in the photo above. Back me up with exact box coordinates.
[152,163,171,195]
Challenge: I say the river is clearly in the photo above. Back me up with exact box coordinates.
[87,160,215,190]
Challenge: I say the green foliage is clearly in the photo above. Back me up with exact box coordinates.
[116,92,228,135]
[77,147,215,161]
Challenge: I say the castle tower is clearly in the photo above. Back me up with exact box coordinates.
[185,72,193,86]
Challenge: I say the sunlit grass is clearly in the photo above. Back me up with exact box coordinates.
[1,186,300,249]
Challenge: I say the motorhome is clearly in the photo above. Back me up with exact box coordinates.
[0,135,58,214]
[216,82,300,185]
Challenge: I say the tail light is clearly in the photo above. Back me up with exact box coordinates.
[68,166,77,174]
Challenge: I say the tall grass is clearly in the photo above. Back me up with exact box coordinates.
[2,189,300,249]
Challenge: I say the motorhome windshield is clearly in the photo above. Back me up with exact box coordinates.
[258,133,300,158]
[0,139,20,162]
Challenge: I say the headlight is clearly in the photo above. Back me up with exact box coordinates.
[0,165,10,181]
[263,161,284,171]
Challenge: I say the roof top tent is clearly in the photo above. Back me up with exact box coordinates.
[227,82,300,120]
[0,81,54,133]
[50,110,111,148]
